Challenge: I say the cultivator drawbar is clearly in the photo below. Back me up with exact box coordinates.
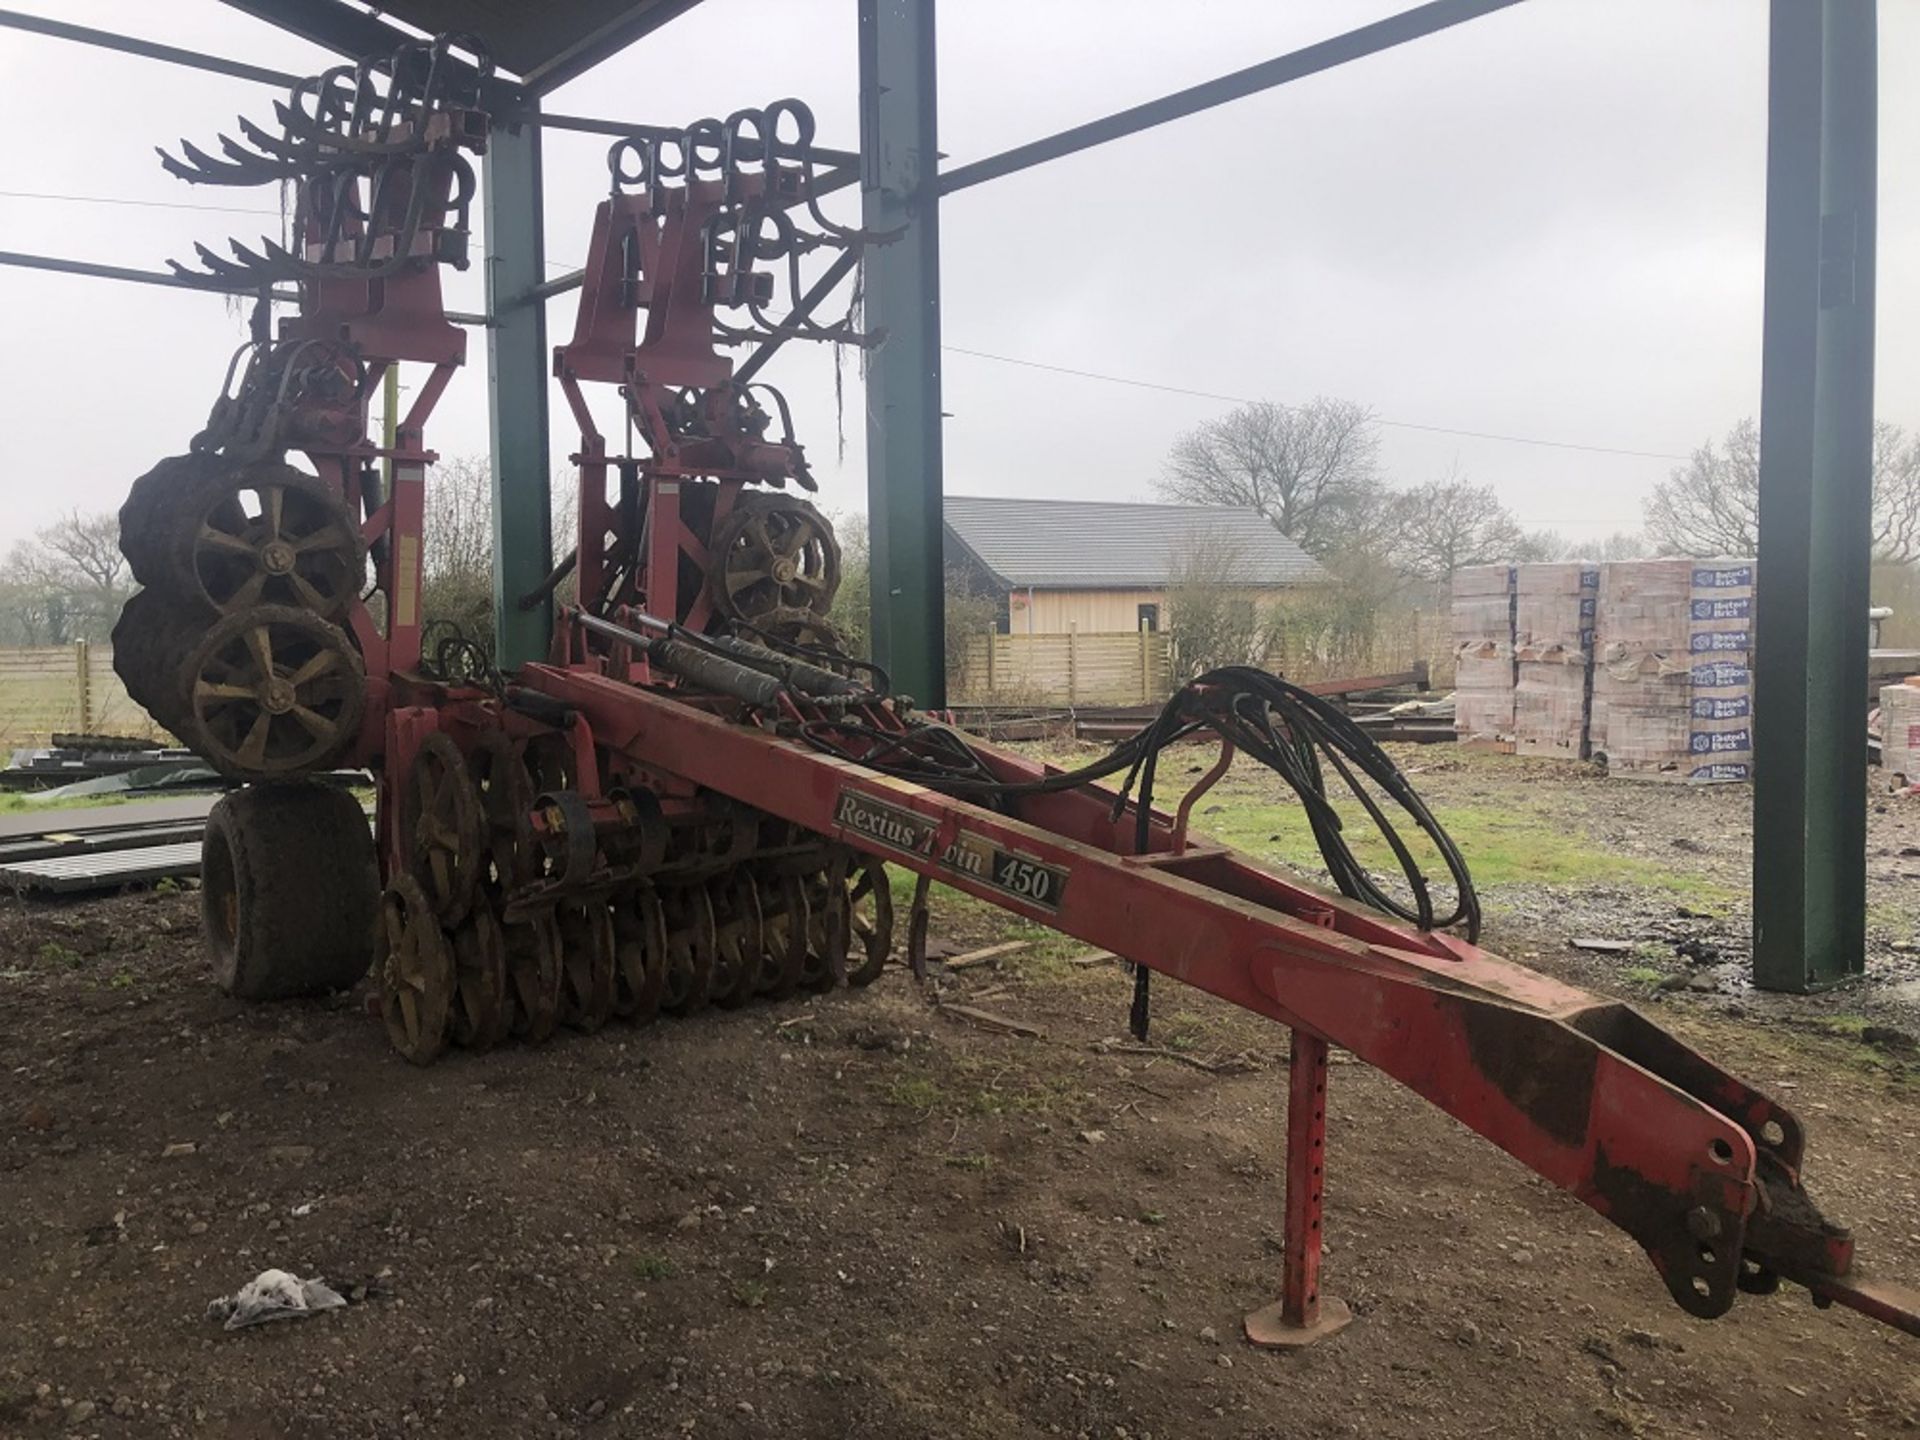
[112,34,1920,1347]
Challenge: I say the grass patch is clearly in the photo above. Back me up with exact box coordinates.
[884,1076,945,1112]
[1193,795,1734,902]
[0,792,145,815]
[1620,966,1666,986]
[631,1253,675,1282]
[1813,1014,1873,1038]
[942,1152,992,1172]
[38,941,83,969]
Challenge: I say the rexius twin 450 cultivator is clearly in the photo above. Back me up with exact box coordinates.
[114,36,1918,1347]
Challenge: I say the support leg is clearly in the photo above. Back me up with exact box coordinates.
[1245,1028,1351,1348]
[1751,0,1876,991]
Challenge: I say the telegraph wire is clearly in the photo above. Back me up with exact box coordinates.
[942,344,1691,462]
[0,188,282,217]
[0,189,1694,464]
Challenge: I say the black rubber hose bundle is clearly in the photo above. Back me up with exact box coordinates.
[797,666,1480,943]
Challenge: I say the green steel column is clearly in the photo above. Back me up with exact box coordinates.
[1753,0,1877,992]
[483,108,555,668]
[858,0,945,706]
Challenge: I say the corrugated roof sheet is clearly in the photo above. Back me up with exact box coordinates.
[943,496,1327,589]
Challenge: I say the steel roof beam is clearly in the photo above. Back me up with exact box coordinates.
[0,7,302,87]
[937,0,1526,196]
[517,0,705,95]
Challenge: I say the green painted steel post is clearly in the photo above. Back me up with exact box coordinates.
[1753,0,1876,992]
[858,0,945,707]
[483,107,554,669]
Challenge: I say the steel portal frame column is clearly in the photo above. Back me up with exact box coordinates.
[484,109,555,667]
[859,0,945,707]
[1753,0,1877,991]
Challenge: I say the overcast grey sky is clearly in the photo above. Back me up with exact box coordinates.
[1,0,1914,553]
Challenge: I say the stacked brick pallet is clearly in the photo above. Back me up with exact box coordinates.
[1591,559,1755,783]
[1883,678,1920,786]
[1451,565,1515,750]
[1512,563,1599,760]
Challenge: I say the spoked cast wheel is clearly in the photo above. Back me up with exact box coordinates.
[201,783,377,1000]
[705,872,764,1010]
[181,604,364,779]
[471,730,538,889]
[556,898,617,1033]
[707,492,842,623]
[166,460,365,620]
[801,859,853,992]
[504,908,564,1044]
[377,875,454,1066]
[403,733,484,924]
[612,887,668,1022]
[660,884,717,1015]
[449,901,512,1053]
[846,857,894,987]
[750,869,808,1001]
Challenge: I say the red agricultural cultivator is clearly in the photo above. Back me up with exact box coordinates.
[115,36,1919,1347]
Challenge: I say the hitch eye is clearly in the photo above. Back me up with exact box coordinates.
[1708,1138,1735,1164]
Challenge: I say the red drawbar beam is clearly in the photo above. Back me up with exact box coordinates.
[515,666,1916,1330]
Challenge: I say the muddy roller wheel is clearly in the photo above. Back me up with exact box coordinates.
[111,588,202,735]
[449,901,511,1053]
[557,898,617,1033]
[201,782,377,1000]
[504,908,564,1044]
[377,875,454,1066]
[800,858,853,992]
[612,886,668,1022]
[120,453,225,588]
[750,868,808,1001]
[403,733,484,924]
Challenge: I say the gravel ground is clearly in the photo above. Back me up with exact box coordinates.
[1,752,1917,1439]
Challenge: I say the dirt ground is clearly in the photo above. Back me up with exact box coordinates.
[3,748,1919,1439]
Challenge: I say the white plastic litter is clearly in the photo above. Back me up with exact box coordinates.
[206,1269,347,1330]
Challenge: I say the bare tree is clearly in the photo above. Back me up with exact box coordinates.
[0,511,133,644]
[1874,422,1920,565]
[1514,529,1650,564]
[419,455,496,651]
[1158,397,1380,557]
[1643,419,1762,556]
[1644,417,1920,561]
[1386,472,1526,584]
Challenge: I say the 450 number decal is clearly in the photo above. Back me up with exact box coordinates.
[942,831,1069,913]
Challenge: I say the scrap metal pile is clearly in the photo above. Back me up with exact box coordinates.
[112,34,1920,1345]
